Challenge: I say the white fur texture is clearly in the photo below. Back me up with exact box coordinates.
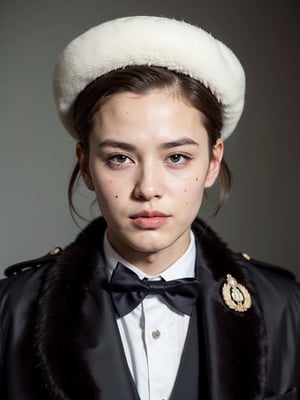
[53,16,245,139]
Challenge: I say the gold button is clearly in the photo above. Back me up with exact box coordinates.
[152,329,161,339]
[49,247,61,256]
[242,252,251,261]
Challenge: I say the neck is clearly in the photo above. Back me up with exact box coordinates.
[107,234,191,276]
[119,252,179,276]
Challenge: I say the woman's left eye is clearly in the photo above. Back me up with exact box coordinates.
[167,154,190,165]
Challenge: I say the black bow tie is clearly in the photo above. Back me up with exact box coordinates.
[109,262,201,317]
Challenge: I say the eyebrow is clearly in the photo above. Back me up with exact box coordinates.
[160,138,199,149]
[98,139,135,151]
[98,137,199,151]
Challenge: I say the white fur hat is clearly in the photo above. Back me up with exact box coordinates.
[53,16,245,140]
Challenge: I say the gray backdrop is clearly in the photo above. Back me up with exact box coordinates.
[1,0,299,278]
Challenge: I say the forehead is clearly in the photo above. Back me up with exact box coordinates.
[97,89,204,123]
[91,89,208,146]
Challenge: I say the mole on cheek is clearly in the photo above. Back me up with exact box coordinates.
[115,195,119,199]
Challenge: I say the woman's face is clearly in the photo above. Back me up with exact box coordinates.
[77,89,223,272]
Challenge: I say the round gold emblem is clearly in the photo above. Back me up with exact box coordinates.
[222,274,251,312]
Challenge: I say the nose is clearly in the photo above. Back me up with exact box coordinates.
[133,163,164,201]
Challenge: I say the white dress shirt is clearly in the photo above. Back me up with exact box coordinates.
[104,231,196,400]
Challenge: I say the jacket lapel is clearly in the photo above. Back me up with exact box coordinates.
[192,219,267,400]
[35,218,140,400]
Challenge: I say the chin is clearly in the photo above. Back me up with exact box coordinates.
[128,240,167,254]
[128,232,185,255]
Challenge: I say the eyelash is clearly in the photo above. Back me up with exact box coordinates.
[105,152,192,168]
[106,154,133,167]
[166,153,192,166]
[107,154,131,164]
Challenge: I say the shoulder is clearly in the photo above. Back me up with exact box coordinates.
[0,247,62,305]
[235,251,296,281]
[0,248,63,356]
[235,251,298,289]
[3,246,62,278]
[192,218,298,285]
[234,252,300,309]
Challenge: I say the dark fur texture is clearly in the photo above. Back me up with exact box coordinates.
[35,219,107,400]
[192,220,267,399]
[34,218,267,400]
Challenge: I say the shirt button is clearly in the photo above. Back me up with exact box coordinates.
[152,329,161,339]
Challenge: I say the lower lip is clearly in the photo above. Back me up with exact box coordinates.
[130,216,170,229]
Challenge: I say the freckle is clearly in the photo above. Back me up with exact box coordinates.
[184,188,187,192]
[195,178,199,181]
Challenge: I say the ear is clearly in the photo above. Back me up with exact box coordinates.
[76,143,95,191]
[204,139,224,188]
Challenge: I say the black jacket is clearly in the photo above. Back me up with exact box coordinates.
[0,218,299,399]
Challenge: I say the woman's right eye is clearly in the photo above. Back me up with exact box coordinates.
[106,154,133,167]
[111,155,130,163]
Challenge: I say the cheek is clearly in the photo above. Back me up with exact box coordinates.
[180,176,206,206]
[92,177,121,207]
[87,161,129,214]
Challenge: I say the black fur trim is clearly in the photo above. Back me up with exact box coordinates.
[192,219,267,400]
[35,219,107,400]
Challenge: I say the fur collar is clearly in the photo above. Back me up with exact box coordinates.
[192,220,267,399]
[35,217,266,400]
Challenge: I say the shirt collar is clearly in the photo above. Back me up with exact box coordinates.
[104,231,196,281]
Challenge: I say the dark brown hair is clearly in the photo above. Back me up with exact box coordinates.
[69,66,231,217]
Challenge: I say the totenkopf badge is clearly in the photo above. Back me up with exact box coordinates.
[222,274,251,312]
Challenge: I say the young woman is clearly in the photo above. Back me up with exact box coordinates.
[1,16,299,400]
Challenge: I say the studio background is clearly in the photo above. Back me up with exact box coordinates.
[1,0,299,279]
